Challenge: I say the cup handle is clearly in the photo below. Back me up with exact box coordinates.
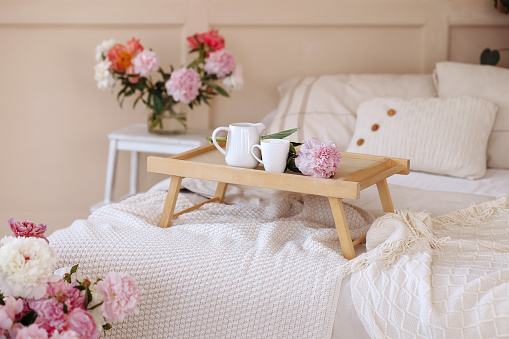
[211,127,230,156]
[250,144,263,164]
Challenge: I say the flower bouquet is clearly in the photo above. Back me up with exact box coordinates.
[94,29,242,134]
[0,219,142,338]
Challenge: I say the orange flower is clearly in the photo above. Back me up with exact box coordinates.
[117,50,133,71]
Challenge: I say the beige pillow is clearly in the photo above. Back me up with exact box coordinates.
[346,97,497,179]
[434,61,509,169]
[264,74,437,150]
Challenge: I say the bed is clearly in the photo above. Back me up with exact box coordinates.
[49,61,509,338]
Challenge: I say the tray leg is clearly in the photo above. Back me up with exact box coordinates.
[376,179,395,213]
[159,176,183,228]
[329,197,356,260]
[214,182,228,203]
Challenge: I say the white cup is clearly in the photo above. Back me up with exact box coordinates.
[250,139,290,173]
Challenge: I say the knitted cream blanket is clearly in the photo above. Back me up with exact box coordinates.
[49,190,373,339]
[344,195,509,338]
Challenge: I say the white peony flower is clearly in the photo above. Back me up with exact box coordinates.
[94,60,116,91]
[95,39,115,62]
[88,283,107,329]
[0,236,57,298]
[222,64,243,92]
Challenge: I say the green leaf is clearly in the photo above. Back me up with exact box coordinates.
[88,301,104,311]
[153,94,163,114]
[20,310,37,326]
[70,264,79,275]
[74,285,86,291]
[0,293,4,306]
[202,80,230,97]
[260,128,300,140]
[103,323,112,331]
[480,48,500,65]
[205,137,227,143]
[63,303,68,314]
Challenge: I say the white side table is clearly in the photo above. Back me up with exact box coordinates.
[91,124,212,212]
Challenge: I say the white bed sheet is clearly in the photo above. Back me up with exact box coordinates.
[387,168,509,197]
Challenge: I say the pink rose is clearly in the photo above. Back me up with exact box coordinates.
[29,298,67,334]
[0,296,23,331]
[9,218,48,243]
[125,37,143,56]
[204,50,236,78]
[295,138,342,178]
[66,309,99,339]
[95,272,143,323]
[15,323,48,339]
[165,68,202,104]
[132,50,159,77]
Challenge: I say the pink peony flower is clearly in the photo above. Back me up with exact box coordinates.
[125,37,143,56]
[29,298,67,334]
[187,29,225,52]
[66,308,99,339]
[204,50,235,78]
[295,137,341,178]
[165,68,202,104]
[9,218,48,243]
[0,296,23,331]
[95,272,143,323]
[45,280,85,312]
[49,329,80,339]
[132,50,159,77]
[15,323,48,339]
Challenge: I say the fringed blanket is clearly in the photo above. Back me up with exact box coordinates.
[49,190,373,339]
[344,195,509,338]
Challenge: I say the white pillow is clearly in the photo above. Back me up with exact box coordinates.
[346,97,497,179]
[434,61,509,169]
[264,74,437,149]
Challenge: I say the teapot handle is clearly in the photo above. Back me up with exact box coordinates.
[211,127,230,156]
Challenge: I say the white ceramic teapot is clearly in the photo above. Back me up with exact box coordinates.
[211,122,266,168]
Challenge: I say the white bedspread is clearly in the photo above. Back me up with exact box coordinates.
[49,190,373,339]
[348,197,509,338]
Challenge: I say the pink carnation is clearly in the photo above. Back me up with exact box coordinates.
[9,218,48,243]
[132,50,159,77]
[0,296,23,332]
[95,272,143,323]
[15,323,48,339]
[165,68,202,104]
[295,138,341,178]
[204,50,235,78]
[66,309,99,339]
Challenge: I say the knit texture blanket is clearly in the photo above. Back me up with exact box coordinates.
[343,195,509,338]
[48,189,373,338]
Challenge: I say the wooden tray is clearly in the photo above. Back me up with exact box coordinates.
[148,142,409,259]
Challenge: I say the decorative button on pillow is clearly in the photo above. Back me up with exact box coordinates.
[346,97,497,179]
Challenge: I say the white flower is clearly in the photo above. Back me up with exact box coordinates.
[54,266,82,284]
[95,39,115,62]
[0,236,57,298]
[88,284,107,329]
[94,60,116,91]
[222,64,244,91]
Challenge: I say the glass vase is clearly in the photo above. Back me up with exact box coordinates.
[147,106,187,135]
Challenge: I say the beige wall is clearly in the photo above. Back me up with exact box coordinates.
[1,0,508,238]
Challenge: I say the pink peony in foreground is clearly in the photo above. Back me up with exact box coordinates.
[9,218,48,243]
[132,50,159,78]
[0,296,23,332]
[95,272,143,323]
[204,50,235,78]
[165,67,202,104]
[295,137,341,178]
